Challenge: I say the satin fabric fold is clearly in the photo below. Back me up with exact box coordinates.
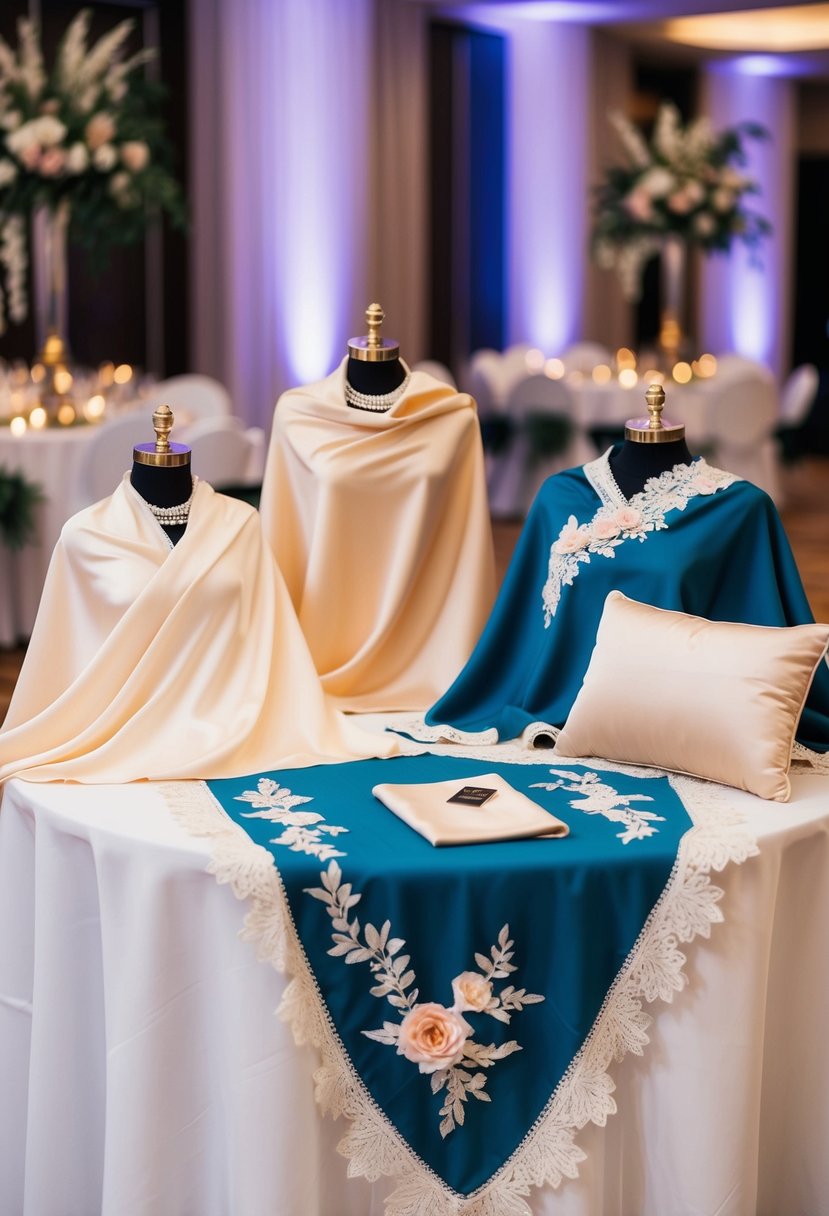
[259,359,496,711]
[0,476,401,784]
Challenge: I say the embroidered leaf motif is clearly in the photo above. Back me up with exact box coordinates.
[307,865,544,1138]
[235,782,349,858]
[532,771,665,844]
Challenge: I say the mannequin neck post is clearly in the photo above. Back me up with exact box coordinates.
[130,459,193,507]
[346,356,406,399]
[609,436,694,499]
[130,460,193,546]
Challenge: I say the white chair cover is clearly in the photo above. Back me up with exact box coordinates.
[138,374,233,424]
[490,375,595,517]
[558,341,613,374]
[779,363,818,427]
[74,411,157,511]
[706,371,782,504]
[176,416,265,488]
[411,360,456,390]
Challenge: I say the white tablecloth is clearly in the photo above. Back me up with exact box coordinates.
[1,772,828,1216]
[0,427,97,645]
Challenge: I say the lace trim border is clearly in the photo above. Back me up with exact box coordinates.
[162,753,758,1216]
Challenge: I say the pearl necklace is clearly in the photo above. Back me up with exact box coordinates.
[344,365,411,412]
[144,477,197,526]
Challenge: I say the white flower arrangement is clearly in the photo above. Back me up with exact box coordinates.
[0,8,185,334]
[592,102,771,300]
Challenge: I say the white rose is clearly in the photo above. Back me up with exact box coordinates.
[639,166,675,199]
[93,143,118,171]
[65,142,89,173]
[451,971,494,1013]
[0,159,17,187]
[6,120,41,156]
[33,115,67,148]
[1,110,22,131]
[120,140,150,172]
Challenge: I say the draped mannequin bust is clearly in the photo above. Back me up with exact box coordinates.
[344,303,409,411]
[130,404,193,544]
[609,383,693,499]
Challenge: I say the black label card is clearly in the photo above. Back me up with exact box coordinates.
[446,785,498,807]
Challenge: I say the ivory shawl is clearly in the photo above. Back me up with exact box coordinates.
[0,477,399,784]
[259,360,495,711]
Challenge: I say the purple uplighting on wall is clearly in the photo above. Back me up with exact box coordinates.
[507,21,591,353]
[700,65,795,377]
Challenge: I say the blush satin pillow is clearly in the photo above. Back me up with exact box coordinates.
[553,590,829,802]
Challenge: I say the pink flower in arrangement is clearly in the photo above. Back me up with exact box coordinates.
[39,147,65,176]
[120,140,150,172]
[591,517,621,541]
[18,143,41,171]
[397,1003,472,1074]
[614,506,643,532]
[622,187,654,223]
[85,112,116,150]
[693,476,718,495]
[667,188,694,215]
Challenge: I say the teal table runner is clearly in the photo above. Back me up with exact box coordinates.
[206,753,698,1200]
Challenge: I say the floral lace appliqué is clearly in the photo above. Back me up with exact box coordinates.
[235,778,349,861]
[306,860,544,1138]
[542,458,738,626]
[531,769,665,844]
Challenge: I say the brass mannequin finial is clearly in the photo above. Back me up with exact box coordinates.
[133,403,191,467]
[625,382,685,444]
[348,302,400,362]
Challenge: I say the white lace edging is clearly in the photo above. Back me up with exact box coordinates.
[162,757,758,1216]
[389,716,560,750]
[791,740,829,774]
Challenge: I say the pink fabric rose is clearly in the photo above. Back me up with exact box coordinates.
[693,476,717,495]
[554,516,591,554]
[591,517,621,541]
[451,971,493,1013]
[614,506,643,532]
[397,1003,472,1074]
[120,140,150,172]
[85,112,116,150]
[39,147,65,177]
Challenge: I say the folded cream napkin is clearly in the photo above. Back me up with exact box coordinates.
[371,772,569,846]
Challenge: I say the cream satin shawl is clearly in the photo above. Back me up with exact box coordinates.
[260,360,496,711]
[0,477,399,784]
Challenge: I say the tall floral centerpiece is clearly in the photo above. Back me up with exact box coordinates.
[592,102,771,362]
[0,9,185,394]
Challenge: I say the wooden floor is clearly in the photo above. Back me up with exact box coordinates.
[2,456,828,722]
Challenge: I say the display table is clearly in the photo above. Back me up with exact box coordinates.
[0,426,98,644]
[1,764,828,1216]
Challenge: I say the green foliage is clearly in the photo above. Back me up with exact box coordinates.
[0,466,43,549]
[524,413,573,461]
